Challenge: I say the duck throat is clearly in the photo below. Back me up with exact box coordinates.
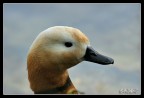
[34,76,78,94]
[28,64,78,94]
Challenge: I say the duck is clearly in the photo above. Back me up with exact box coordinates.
[27,26,114,94]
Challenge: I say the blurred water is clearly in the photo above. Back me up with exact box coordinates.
[3,3,141,95]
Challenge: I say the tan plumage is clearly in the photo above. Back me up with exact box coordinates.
[27,26,114,94]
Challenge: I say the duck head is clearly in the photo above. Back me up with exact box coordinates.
[27,26,114,94]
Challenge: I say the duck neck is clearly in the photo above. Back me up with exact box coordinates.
[28,66,78,94]
[34,75,78,94]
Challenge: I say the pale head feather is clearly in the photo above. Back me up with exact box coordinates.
[28,26,90,71]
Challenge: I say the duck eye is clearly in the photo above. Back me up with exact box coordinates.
[64,42,73,47]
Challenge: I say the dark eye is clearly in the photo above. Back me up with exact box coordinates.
[64,42,73,47]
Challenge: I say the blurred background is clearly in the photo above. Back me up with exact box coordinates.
[3,3,141,95]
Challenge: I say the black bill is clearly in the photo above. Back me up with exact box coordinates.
[83,46,114,65]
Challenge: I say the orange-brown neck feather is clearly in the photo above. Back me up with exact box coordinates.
[27,51,78,94]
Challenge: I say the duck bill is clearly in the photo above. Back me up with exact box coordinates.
[83,46,114,65]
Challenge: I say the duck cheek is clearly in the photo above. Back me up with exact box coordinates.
[60,52,80,69]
